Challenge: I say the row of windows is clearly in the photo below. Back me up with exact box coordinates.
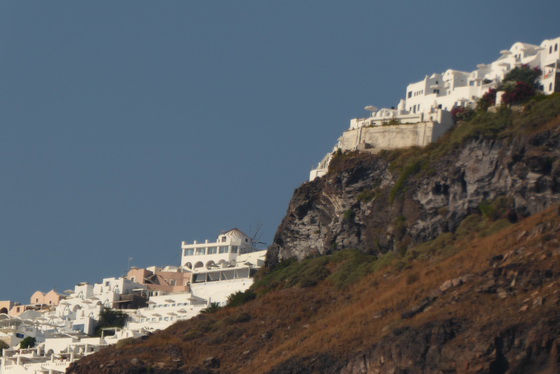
[407,89,424,98]
[184,246,239,256]
[149,302,190,309]
[549,44,559,54]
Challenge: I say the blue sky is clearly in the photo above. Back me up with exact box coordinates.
[1,1,559,303]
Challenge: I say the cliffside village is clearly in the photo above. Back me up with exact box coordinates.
[2,35,560,374]
[0,229,265,373]
[310,36,560,180]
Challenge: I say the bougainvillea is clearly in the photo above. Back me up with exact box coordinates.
[502,81,536,105]
[451,106,475,122]
[477,88,497,111]
[503,64,542,88]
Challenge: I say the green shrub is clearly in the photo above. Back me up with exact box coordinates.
[370,252,397,273]
[327,249,377,289]
[19,337,36,349]
[252,256,330,294]
[200,302,222,314]
[479,200,497,220]
[94,309,129,337]
[481,218,512,237]
[390,158,425,203]
[503,65,541,88]
[226,290,256,308]
[455,214,485,239]
[342,209,355,222]
[407,232,456,260]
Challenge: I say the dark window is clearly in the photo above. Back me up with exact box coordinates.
[408,91,412,98]
[556,44,558,52]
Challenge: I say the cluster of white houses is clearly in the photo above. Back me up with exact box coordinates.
[0,229,265,373]
[310,36,560,180]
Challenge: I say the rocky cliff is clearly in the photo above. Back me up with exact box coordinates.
[68,96,560,374]
[268,99,560,265]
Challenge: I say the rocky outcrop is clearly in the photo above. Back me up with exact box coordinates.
[268,125,560,265]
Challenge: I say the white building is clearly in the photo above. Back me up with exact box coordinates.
[181,228,258,270]
[0,227,267,373]
[125,241,266,333]
[0,329,142,374]
[310,36,560,180]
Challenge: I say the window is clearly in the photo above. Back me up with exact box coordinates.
[221,236,226,242]
[184,249,194,256]
[208,247,217,254]
[556,44,558,52]
[408,91,412,98]
[550,46,553,54]
[231,246,238,253]
[219,246,229,253]
[196,248,206,255]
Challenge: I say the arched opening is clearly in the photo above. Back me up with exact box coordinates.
[185,262,192,270]
[206,260,217,269]
[0,307,7,314]
[194,261,204,269]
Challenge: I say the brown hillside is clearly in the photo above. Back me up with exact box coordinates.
[68,206,560,373]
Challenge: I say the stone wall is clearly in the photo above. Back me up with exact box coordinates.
[339,120,452,153]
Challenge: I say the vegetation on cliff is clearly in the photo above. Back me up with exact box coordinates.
[68,95,560,373]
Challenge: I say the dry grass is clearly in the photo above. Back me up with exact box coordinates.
[72,206,560,373]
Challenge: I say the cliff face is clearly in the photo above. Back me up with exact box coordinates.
[67,97,560,374]
[268,106,560,264]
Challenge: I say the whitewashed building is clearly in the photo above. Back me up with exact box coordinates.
[181,228,258,270]
[310,36,560,180]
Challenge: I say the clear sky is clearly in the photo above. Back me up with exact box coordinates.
[1,1,559,303]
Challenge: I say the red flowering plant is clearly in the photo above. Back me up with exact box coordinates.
[477,88,497,111]
[502,81,536,105]
[451,106,475,123]
[500,65,541,105]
